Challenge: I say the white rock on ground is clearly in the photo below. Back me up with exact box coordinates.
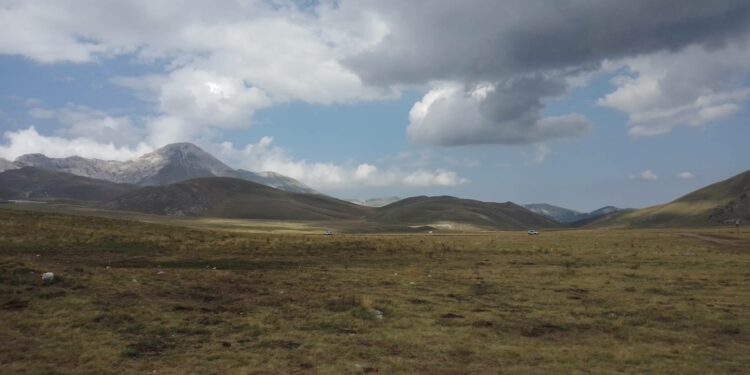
[41,272,54,283]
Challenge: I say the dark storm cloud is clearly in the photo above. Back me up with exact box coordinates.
[349,0,750,146]
[346,0,750,85]
[479,75,567,123]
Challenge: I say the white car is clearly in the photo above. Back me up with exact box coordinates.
[323,231,333,236]
[527,230,539,236]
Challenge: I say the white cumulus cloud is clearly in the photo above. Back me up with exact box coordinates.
[29,104,145,146]
[213,137,468,189]
[599,42,750,136]
[0,1,397,146]
[630,170,658,181]
[407,81,590,146]
[156,68,272,129]
[0,127,152,161]
[0,0,748,159]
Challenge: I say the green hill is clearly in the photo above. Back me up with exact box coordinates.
[589,170,750,228]
[101,178,559,230]
[371,196,562,230]
[0,167,135,202]
[101,177,369,221]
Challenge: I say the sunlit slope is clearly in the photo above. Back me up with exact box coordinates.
[590,170,750,228]
[0,167,135,202]
[101,177,370,221]
[371,196,562,230]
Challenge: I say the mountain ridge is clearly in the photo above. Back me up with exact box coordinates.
[7,165,746,230]
[347,196,402,207]
[101,177,369,220]
[0,167,136,201]
[524,203,630,224]
[99,177,559,230]
[373,195,561,230]
[586,169,750,228]
[6,143,316,194]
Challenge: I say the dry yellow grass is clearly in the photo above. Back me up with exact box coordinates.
[609,201,729,227]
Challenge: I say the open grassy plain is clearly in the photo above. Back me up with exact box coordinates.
[0,202,442,234]
[1,208,749,374]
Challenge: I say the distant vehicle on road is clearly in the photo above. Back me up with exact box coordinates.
[324,230,333,236]
[527,230,539,236]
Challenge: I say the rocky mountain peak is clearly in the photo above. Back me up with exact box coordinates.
[5,142,316,194]
[136,143,232,172]
[14,153,50,164]
[154,142,209,156]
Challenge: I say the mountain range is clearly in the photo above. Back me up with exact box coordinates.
[102,181,559,230]
[102,177,367,220]
[0,167,135,202]
[0,144,562,230]
[2,143,315,193]
[347,196,402,207]
[0,152,562,230]
[1,143,747,230]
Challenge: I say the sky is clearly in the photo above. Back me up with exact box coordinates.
[0,0,749,212]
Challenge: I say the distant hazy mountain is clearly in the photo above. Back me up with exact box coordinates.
[102,177,365,220]
[0,158,15,172]
[9,143,316,194]
[15,154,124,182]
[587,206,624,217]
[569,206,634,227]
[524,203,630,224]
[372,196,561,230]
[0,167,135,201]
[590,169,750,228]
[235,169,315,194]
[347,196,402,207]
[524,203,583,223]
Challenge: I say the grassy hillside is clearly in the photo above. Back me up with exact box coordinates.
[102,177,370,221]
[1,208,749,373]
[102,178,561,230]
[590,170,750,228]
[0,167,135,202]
[372,196,562,230]
[526,203,631,225]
